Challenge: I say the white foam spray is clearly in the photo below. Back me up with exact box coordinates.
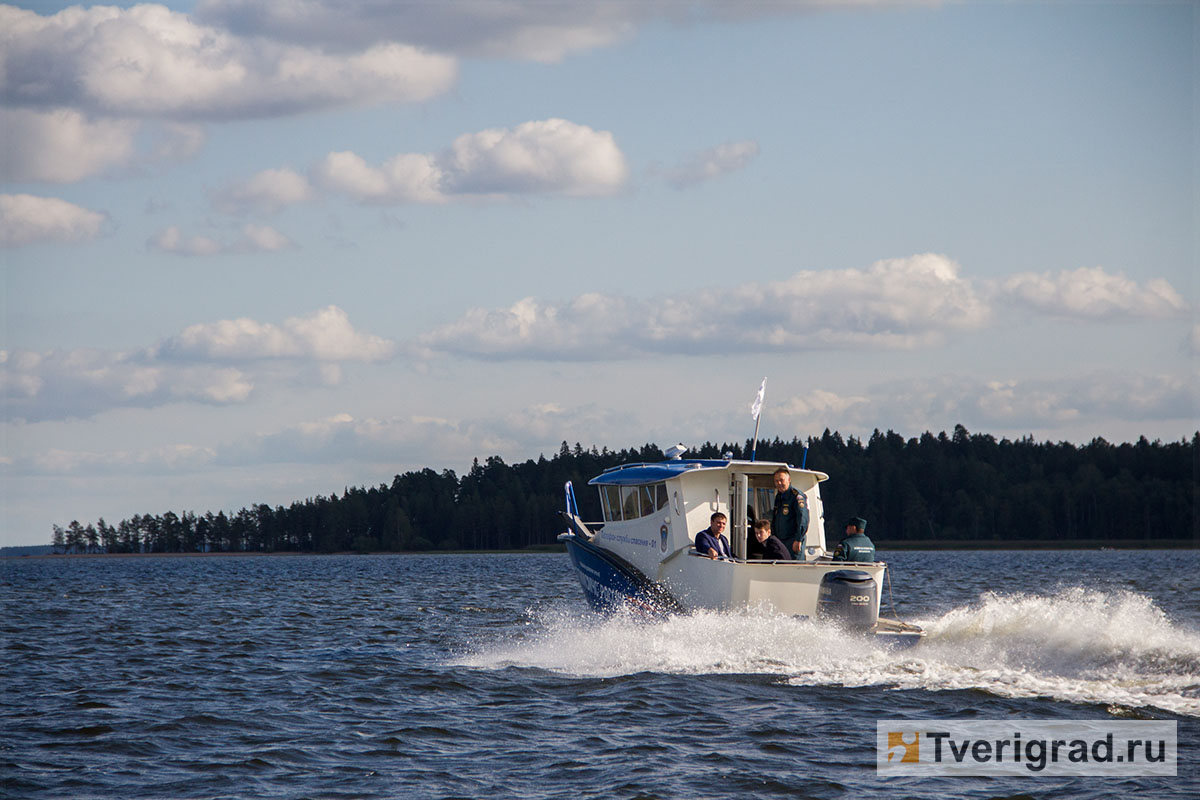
[455,588,1200,717]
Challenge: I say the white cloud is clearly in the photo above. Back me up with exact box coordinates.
[217,404,627,468]
[148,225,223,256]
[0,4,457,121]
[214,168,315,214]
[49,368,1187,475]
[1,347,254,422]
[482,403,630,453]
[962,372,1196,428]
[441,118,629,196]
[310,118,628,204]
[1,0,932,150]
[416,253,990,360]
[996,266,1188,320]
[663,140,761,188]
[0,110,206,183]
[22,444,218,476]
[777,388,872,420]
[240,223,293,251]
[3,307,395,421]
[196,1,941,64]
[219,413,473,466]
[148,223,294,255]
[0,349,44,398]
[158,306,395,362]
[312,150,444,204]
[0,108,138,182]
[197,0,645,63]
[415,256,1192,362]
[0,193,107,247]
[770,373,1199,436]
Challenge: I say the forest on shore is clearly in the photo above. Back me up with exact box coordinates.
[51,425,1198,554]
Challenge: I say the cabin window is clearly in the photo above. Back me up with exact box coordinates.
[639,485,656,517]
[601,485,622,521]
[753,487,774,522]
[621,486,641,520]
[604,482,668,521]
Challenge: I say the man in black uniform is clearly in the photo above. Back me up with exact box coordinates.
[772,467,809,559]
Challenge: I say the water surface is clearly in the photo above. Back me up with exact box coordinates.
[3,550,1197,798]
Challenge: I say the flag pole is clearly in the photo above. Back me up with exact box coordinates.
[751,414,761,462]
[749,377,766,462]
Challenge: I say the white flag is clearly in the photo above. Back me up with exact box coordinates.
[750,377,766,420]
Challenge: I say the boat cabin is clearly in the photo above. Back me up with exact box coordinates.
[560,456,923,645]
[586,458,829,577]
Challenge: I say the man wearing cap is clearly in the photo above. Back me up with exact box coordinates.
[771,467,808,559]
[833,517,875,563]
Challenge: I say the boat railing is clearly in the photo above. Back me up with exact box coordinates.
[564,481,580,517]
[599,462,654,474]
[685,549,885,569]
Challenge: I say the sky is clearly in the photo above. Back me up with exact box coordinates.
[1,0,1196,546]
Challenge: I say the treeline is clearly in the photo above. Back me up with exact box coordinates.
[52,426,1198,554]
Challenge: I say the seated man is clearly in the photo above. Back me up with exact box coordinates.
[751,519,791,560]
[744,504,764,559]
[694,512,732,559]
[833,516,876,562]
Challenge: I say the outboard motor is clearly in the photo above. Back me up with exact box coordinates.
[817,569,879,630]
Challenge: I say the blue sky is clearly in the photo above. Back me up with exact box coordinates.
[2,1,1196,546]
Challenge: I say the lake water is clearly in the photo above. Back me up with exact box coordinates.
[3,550,1198,799]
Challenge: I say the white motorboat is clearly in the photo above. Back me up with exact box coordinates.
[557,454,924,647]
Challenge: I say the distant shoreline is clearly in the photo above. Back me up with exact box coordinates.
[4,538,1195,559]
[875,538,1195,551]
[1,547,566,559]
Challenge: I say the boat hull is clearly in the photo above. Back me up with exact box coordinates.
[560,532,682,615]
[558,532,923,647]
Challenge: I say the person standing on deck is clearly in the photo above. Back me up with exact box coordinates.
[772,467,809,559]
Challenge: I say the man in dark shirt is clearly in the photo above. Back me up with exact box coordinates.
[833,517,876,563]
[772,467,809,559]
[751,519,791,560]
[694,512,731,559]
[744,505,764,559]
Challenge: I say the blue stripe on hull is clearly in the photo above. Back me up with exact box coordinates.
[561,535,678,615]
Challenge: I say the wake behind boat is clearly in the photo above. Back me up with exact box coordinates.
[557,453,924,648]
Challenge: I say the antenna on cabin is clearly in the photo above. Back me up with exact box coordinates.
[749,377,766,462]
[665,443,688,460]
